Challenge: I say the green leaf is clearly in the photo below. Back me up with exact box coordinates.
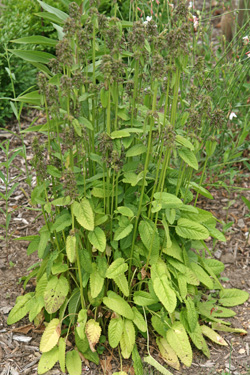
[103,291,134,320]
[205,225,226,242]
[176,218,209,240]
[76,309,87,340]
[29,295,44,321]
[51,196,71,206]
[78,116,93,130]
[151,315,169,337]
[72,198,94,231]
[202,258,225,275]
[175,135,194,150]
[190,263,214,289]
[44,276,69,313]
[38,0,68,21]
[120,319,135,359]
[66,350,82,375]
[90,264,105,299]
[106,258,128,279]
[156,337,180,370]
[201,325,227,346]
[58,338,66,373]
[116,206,134,217]
[126,144,146,157]
[139,220,160,264]
[11,36,58,47]
[154,192,183,208]
[40,318,61,352]
[211,322,247,334]
[144,355,174,375]
[219,288,249,307]
[189,182,213,199]
[88,227,106,252]
[166,322,192,367]
[152,275,176,313]
[132,307,147,332]
[7,293,33,325]
[185,297,198,332]
[108,317,124,348]
[111,130,130,138]
[66,235,76,263]
[114,274,129,297]
[9,50,55,64]
[51,213,72,232]
[133,291,158,306]
[114,224,133,241]
[38,346,59,374]
[242,196,250,210]
[163,239,183,262]
[132,345,144,375]
[178,148,198,170]
[14,90,42,105]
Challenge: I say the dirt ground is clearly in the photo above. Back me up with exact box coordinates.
[0,1,250,374]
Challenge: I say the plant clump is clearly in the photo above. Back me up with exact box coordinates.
[6,1,249,375]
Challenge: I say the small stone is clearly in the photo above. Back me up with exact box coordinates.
[221,253,235,264]
[237,219,245,228]
[214,249,222,259]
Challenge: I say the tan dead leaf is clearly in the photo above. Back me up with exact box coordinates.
[100,355,112,374]
[238,348,246,354]
[12,323,33,334]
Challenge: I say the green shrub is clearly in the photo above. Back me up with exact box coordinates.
[0,0,66,125]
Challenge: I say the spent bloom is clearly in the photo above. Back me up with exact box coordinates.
[192,15,199,31]
[143,16,152,24]
[229,112,237,120]
[243,36,249,45]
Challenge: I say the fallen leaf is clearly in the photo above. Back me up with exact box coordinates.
[12,323,33,334]
[238,348,246,354]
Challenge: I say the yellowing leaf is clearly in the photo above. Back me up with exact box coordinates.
[108,317,124,348]
[201,325,228,346]
[156,337,180,370]
[152,275,176,313]
[44,276,69,313]
[85,319,102,352]
[40,318,61,353]
[66,235,76,263]
[144,355,174,375]
[38,346,59,374]
[66,350,82,375]
[120,319,135,359]
[166,322,192,367]
[72,198,94,231]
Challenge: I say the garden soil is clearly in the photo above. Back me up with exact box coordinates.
[1,1,250,374]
